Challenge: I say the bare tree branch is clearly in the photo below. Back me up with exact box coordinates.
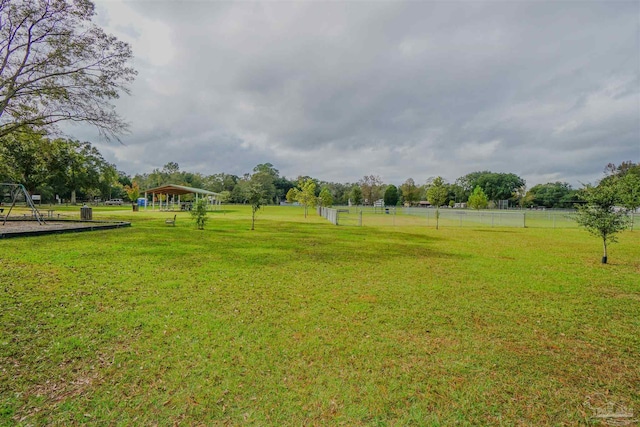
[0,0,136,141]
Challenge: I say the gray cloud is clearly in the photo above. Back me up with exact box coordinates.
[80,0,640,187]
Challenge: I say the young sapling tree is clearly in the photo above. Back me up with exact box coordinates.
[190,198,209,230]
[426,176,449,230]
[575,180,629,264]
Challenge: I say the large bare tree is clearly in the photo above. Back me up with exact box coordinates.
[0,0,136,140]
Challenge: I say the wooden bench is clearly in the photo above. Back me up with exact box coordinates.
[165,215,176,226]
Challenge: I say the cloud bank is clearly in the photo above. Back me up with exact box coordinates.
[73,1,640,187]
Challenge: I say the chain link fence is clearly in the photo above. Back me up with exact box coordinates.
[319,206,637,229]
[403,207,582,228]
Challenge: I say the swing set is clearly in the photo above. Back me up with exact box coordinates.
[1,183,45,226]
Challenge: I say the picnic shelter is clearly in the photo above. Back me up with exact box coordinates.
[143,184,221,211]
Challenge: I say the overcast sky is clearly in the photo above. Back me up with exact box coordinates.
[73,0,639,187]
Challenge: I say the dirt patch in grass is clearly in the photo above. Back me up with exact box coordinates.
[0,220,130,238]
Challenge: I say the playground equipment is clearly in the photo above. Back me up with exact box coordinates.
[1,183,45,225]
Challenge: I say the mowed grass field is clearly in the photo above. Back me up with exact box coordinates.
[1,206,639,425]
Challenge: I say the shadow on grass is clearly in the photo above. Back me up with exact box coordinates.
[169,218,462,266]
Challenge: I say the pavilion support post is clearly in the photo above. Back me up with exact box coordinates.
[152,192,155,210]
[144,191,148,210]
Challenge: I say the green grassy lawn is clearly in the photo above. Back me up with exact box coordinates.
[1,206,638,425]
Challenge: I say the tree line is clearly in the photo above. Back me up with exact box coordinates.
[3,129,638,215]
[0,129,120,204]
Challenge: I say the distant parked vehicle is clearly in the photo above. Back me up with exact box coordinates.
[105,199,124,206]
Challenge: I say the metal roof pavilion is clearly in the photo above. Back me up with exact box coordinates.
[143,184,221,211]
[143,184,220,197]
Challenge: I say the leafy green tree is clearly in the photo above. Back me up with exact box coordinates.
[319,187,333,207]
[455,171,488,201]
[0,143,9,183]
[448,183,466,206]
[222,174,239,192]
[619,173,640,230]
[286,188,298,204]
[96,163,119,201]
[384,185,399,206]
[230,178,250,204]
[602,161,640,230]
[117,172,131,188]
[468,186,489,210]
[274,176,295,204]
[251,170,276,204]
[0,130,49,193]
[162,162,180,176]
[190,198,208,230]
[253,163,279,178]
[246,181,268,230]
[218,190,231,204]
[527,182,575,208]
[479,173,525,204]
[426,177,449,230]
[604,161,640,178]
[252,163,293,203]
[318,181,351,205]
[0,0,136,140]
[575,179,630,264]
[350,185,363,206]
[400,178,420,206]
[456,171,525,204]
[203,173,238,193]
[296,179,317,218]
[47,139,112,204]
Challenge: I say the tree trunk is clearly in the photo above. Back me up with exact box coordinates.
[251,209,255,230]
[602,237,608,264]
[435,208,440,230]
[71,189,76,204]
